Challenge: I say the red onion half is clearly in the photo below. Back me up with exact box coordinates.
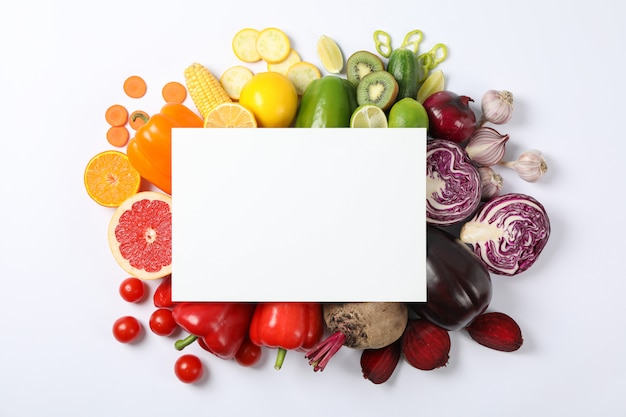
[459,193,551,276]
[426,139,482,226]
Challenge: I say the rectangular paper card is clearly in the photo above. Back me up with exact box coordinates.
[171,128,426,302]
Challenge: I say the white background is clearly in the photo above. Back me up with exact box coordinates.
[172,128,425,302]
[1,1,624,416]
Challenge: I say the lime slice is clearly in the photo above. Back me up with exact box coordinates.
[417,70,445,103]
[317,35,344,74]
[350,104,388,128]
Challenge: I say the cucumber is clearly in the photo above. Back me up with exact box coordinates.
[386,48,419,101]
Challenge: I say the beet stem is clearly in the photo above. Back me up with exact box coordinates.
[304,331,346,372]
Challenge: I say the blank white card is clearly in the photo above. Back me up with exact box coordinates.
[171,128,426,302]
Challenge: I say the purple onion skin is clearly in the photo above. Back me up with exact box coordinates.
[410,225,492,331]
[460,193,551,276]
[427,139,482,226]
[423,91,477,143]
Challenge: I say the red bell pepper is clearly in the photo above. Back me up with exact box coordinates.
[153,275,175,308]
[173,302,256,360]
[249,302,324,370]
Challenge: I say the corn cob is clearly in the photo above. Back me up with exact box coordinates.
[184,63,232,120]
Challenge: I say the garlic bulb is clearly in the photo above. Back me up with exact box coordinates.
[478,166,503,200]
[500,149,548,182]
[480,90,514,125]
[465,127,509,166]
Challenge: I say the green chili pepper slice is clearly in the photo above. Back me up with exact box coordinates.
[400,29,424,54]
[373,30,392,58]
[428,43,448,68]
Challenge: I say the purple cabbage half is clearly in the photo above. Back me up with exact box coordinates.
[426,139,482,226]
[459,193,551,276]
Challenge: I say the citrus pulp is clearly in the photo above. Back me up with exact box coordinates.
[108,191,172,280]
[84,150,141,207]
[350,104,388,128]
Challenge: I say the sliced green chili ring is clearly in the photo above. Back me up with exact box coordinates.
[373,30,392,58]
[417,53,434,83]
[427,43,448,68]
[400,29,424,54]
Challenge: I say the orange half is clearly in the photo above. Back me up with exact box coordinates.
[203,102,258,128]
[84,150,141,207]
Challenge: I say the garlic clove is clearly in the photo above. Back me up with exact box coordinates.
[465,127,509,166]
[479,89,514,126]
[478,166,503,200]
[500,149,548,182]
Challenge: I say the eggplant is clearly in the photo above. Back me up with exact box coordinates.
[410,225,492,331]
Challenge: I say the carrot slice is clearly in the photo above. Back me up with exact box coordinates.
[105,104,129,127]
[129,110,150,130]
[123,75,147,98]
[106,126,130,147]
[162,81,187,103]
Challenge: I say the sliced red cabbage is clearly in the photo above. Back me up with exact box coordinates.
[426,139,482,226]
[459,193,550,276]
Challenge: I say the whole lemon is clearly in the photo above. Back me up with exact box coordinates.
[239,72,298,127]
[388,97,429,128]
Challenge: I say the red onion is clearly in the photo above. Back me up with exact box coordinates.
[423,90,477,143]
[426,139,482,226]
[459,193,551,276]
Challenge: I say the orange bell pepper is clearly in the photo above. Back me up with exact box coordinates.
[126,103,203,194]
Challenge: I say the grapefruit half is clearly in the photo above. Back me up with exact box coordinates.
[108,191,172,280]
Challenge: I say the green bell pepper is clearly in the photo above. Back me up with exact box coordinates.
[295,76,358,127]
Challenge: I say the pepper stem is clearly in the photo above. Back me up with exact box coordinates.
[174,334,198,351]
[274,348,287,370]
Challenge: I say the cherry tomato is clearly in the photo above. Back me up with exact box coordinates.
[119,277,145,303]
[234,336,262,367]
[174,354,204,384]
[238,72,298,127]
[149,308,178,336]
[112,316,141,343]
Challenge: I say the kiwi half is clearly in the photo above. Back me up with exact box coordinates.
[346,50,385,86]
[356,70,399,111]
